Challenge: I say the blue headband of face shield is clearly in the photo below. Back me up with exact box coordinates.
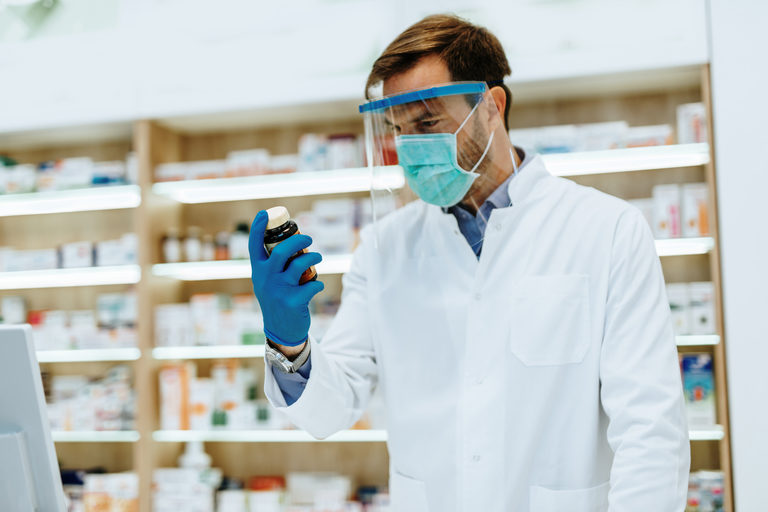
[360,82,494,208]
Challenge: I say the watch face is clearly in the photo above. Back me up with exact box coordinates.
[266,345,293,373]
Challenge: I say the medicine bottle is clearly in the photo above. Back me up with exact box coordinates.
[229,222,250,260]
[264,206,317,285]
[184,226,202,262]
[162,228,181,263]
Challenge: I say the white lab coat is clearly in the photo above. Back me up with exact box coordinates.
[264,155,690,512]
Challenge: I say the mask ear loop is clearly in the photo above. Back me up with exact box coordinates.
[454,97,495,176]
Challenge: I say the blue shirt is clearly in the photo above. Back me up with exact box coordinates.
[272,148,531,404]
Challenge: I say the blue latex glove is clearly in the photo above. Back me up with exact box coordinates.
[249,210,325,347]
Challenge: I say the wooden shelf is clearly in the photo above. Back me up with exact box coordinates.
[152,254,351,280]
[0,185,141,217]
[0,265,141,290]
[153,345,265,360]
[151,166,404,204]
[543,143,709,176]
[655,237,714,257]
[153,428,716,443]
[37,348,141,363]
[676,335,720,347]
[52,431,140,443]
[153,429,388,443]
[689,426,725,441]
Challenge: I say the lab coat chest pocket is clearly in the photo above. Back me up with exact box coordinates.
[529,482,609,512]
[509,274,591,366]
[389,471,430,512]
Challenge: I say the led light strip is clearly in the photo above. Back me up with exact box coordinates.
[152,166,405,204]
[675,335,720,347]
[152,254,352,281]
[51,431,140,443]
[0,265,141,290]
[152,429,388,443]
[153,345,265,360]
[0,185,141,217]
[544,143,710,176]
[655,237,715,257]
[37,348,141,363]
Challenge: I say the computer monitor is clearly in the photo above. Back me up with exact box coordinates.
[0,325,67,511]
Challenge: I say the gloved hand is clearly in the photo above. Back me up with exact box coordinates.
[249,210,325,347]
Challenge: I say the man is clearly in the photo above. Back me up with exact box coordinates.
[249,14,689,512]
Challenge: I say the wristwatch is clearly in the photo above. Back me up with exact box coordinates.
[265,339,311,374]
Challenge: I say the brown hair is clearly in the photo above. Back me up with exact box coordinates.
[366,14,513,129]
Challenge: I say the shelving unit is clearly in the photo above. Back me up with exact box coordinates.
[0,185,141,217]
[37,348,141,363]
[0,63,733,511]
[153,430,388,443]
[151,253,352,281]
[52,431,141,443]
[152,345,264,360]
[0,265,141,290]
[152,166,404,203]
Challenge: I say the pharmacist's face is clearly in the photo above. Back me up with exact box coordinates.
[382,55,494,177]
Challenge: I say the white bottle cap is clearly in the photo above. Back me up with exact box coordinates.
[266,206,291,230]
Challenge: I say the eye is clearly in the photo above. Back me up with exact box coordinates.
[419,119,439,129]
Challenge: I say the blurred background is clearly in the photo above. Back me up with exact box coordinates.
[0,1,765,511]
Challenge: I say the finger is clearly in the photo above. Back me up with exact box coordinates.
[283,251,323,284]
[297,279,325,305]
[267,234,313,273]
[248,211,269,263]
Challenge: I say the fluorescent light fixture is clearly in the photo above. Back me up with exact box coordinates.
[675,335,720,347]
[152,254,351,281]
[0,265,141,290]
[36,348,141,363]
[152,429,388,443]
[655,237,715,257]
[0,186,141,217]
[544,143,710,176]
[152,166,404,204]
[153,345,265,360]
[689,426,725,442]
[51,431,140,443]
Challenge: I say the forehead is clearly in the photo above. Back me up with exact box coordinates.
[382,54,452,97]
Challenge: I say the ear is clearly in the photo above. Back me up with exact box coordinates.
[484,87,507,131]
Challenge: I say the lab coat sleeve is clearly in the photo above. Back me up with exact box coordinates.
[600,208,690,511]
[263,238,377,439]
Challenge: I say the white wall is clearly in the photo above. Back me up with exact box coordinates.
[708,1,768,509]
[0,0,708,134]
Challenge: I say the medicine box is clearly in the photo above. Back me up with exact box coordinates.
[682,183,710,237]
[652,184,682,239]
[681,353,717,427]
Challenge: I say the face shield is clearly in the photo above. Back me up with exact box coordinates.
[360,82,516,246]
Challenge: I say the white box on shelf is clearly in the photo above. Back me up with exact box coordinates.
[666,283,691,336]
[60,241,94,268]
[681,183,710,238]
[652,184,682,239]
[226,149,271,177]
[155,304,194,347]
[2,164,36,194]
[1,295,26,324]
[689,282,716,335]
[576,121,628,151]
[681,353,717,428]
[159,362,195,431]
[189,378,215,431]
[677,102,708,144]
[626,125,673,147]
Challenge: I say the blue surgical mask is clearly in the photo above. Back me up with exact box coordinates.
[395,102,494,207]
